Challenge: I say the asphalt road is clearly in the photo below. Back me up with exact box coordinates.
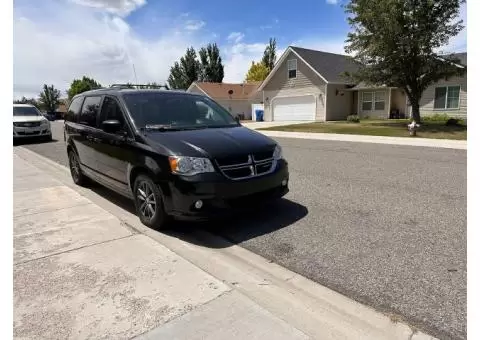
[18,121,467,340]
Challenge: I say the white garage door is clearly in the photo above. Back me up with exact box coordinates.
[273,96,316,121]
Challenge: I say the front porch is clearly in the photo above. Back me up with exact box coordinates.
[349,86,409,119]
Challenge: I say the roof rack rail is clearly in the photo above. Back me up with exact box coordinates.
[110,84,170,90]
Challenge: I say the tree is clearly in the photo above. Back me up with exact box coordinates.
[344,0,466,122]
[38,84,61,113]
[67,76,102,99]
[261,38,277,71]
[167,47,201,89]
[198,43,224,82]
[13,96,38,106]
[245,61,270,82]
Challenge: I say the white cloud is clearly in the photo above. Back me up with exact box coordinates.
[226,32,245,44]
[326,0,339,4]
[184,20,206,31]
[12,0,350,99]
[13,1,209,98]
[69,0,146,17]
[222,43,266,83]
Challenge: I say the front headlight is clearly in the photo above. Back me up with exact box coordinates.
[273,145,283,160]
[169,156,215,176]
[41,119,50,126]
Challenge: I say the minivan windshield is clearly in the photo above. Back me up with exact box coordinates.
[122,92,239,130]
[13,106,41,116]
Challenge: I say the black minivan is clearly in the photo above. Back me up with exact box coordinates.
[64,86,289,229]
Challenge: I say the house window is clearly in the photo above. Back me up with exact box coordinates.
[374,91,386,110]
[362,91,386,111]
[287,59,297,79]
[434,86,460,109]
[362,92,373,111]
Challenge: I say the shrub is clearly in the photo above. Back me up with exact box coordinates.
[422,113,451,122]
[347,114,360,123]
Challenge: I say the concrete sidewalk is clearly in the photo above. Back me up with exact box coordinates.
[241,122,466,150]
[13,153,307,340]
[13,148,438,340]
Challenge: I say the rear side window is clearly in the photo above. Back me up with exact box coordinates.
[65,97,84,122]
[79,96,102,127]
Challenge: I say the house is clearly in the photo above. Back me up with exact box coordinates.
[349,52,467,119]
[187,81,263,120]
[258,46,467,121]
[257,46,359,122]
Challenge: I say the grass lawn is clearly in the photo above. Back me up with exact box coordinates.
[259,119,467,140]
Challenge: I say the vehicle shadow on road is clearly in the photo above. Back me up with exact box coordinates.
[169,199,309,249]
[87,183,308,249]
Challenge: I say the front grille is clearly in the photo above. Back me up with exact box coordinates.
[17,131,40,135]
[14,121,41,127]
[215,149,275,180]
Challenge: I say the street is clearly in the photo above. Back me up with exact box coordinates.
[17,121,467,340]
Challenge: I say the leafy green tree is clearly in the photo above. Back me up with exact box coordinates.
[38,84,61,113]
[261,38,277,72]
[67,76,102,99]
[344,0,466,122]
[198,43,224,82]
[167,47,201,89]
[245,61,270,82]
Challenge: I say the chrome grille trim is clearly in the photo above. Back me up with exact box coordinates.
[216,153,276,180]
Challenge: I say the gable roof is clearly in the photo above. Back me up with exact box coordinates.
[188,82,261,100]
[258,46,359,91]
[290,46,360,83]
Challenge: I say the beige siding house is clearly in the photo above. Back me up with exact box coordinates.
[351,53,467,120]
[259,46,467,121]
[187,82,262,120]
[258,46,358,122]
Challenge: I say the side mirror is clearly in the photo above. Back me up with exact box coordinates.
[102,120,121,134]
[235,116,240,124]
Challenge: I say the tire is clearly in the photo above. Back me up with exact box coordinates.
[68,149,88,186]
[133,174,168,230]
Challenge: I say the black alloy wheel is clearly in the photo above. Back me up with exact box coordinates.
[133,174,168,229]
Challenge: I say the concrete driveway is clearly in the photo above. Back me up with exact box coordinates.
[18,120,467,340]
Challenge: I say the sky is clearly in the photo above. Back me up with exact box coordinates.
[13,0,467,99]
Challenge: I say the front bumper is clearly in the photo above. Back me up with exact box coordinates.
[13,125,51,138]
[161,159,289,220]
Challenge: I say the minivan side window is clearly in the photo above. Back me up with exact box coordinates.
[99,96,127,132]
[79,96,102,127]
[65,97,84,122]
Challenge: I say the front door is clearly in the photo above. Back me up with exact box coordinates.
[90,95,136,196]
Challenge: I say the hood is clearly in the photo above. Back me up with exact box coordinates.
[13,115,47,123]
[142,126,277,158]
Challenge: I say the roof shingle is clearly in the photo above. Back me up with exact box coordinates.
[193,82,261,100]
[290,46,360,83]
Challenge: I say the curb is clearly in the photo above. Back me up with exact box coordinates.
[251,130,467,150]
[14,147,439,340]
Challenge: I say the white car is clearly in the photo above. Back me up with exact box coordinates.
[13,104,52,142]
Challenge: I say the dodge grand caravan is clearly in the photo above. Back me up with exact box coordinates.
[64,85,289,229]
